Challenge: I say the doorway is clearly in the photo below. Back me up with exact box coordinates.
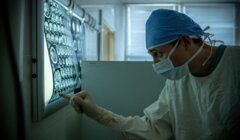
[102,24,115,61]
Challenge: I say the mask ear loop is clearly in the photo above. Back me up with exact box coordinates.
[202,32,213,66]
[166,38,180,67]
[204,39,224,66]
[202,26,214,66]
[167,39,180,59]
[201,26,225,66]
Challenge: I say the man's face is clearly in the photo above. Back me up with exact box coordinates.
[148,43,176,63]
[148,37,194,67]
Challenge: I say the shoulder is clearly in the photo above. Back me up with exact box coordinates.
[224,46,240,56]
[223,46,240,65]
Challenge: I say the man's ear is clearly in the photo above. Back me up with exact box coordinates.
[180,36,192,50]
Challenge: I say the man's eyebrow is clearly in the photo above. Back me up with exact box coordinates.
[148,49,154,53]
[149,49,163,53]
[149,48,158,52]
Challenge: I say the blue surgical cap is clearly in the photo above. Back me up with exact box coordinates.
[146,9,204,50]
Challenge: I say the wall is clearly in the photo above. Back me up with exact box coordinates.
[79,3,126,61]
[113,5,126,61]
[0,2,21,139]
[237,3,240,46]
[81,61,166,140]
[120,0,240,3]
[82,5,116,61]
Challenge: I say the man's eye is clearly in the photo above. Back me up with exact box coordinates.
[151,51,163,58]
[152,52,158,57]
[158,52,163,57]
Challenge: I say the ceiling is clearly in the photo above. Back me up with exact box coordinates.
[77,0,240,5]
[119,0,240,3]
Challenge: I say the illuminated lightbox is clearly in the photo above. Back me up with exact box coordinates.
[32,0,95,121]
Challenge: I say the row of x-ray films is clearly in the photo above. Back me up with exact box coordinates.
[44,0,84,103]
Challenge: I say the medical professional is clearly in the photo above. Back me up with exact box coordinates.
[60,9,240,140]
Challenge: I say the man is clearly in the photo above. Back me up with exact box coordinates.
[60,9,240,140]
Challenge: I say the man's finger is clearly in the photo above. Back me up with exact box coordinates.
[59,93,73,101]
[76,91,87,99]
[70,96,84,113]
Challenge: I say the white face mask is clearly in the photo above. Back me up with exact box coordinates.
[152,39,205,80]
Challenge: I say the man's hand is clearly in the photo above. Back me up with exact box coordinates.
[59,91,100,119]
